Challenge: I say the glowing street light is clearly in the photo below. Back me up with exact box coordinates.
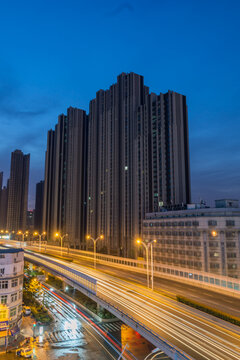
[211,230,218,237]
[137,238,156,290]
[33,231,46,251]
[55,232,68,256]
[17,231,29,242]
[86,234,104,269]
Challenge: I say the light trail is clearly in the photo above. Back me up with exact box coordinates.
[41,283,136,360]
[6,242,240,360]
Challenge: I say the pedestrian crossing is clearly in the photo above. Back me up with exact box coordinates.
[46,328,83,343]
[98,321,123,333]
[47,321,123,343]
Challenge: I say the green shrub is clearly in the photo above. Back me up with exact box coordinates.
[176,295,240,326]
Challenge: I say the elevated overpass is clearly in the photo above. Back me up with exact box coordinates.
[27,242,240,298]
[22,249,240,360]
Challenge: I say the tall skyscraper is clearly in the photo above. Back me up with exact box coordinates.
[0,172,8,230]
[52,114,68,234]
[139,91,191,213]
[43,108,88,246]
[0,185,8,230]
[43,72,191,255]
[0,172,3,191]
[42,130,55,237]
[6,150,30,232]
[87,72,191,257]
[65,107,88,249]
[34,180,44,232]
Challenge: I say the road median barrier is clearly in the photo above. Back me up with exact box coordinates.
[176,295,240,326]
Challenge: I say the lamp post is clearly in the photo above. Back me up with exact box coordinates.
[55,233,68,256]
[17,231,29,242]
[86,234,104,269]
[137,238,156,290]
[33,232,46,251]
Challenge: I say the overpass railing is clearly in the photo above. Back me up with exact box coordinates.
[24,251,97,295]
[10,240,240,297]
[25,250,193,360]
[28,242,240,296]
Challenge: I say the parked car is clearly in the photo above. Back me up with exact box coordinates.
[23,306,31,316]
[16,347,33,358]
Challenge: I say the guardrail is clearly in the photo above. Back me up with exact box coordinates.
[27,242,240,297]
[24,250,193,360]
[24,251,97,295]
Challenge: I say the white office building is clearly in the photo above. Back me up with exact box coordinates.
[143,200,240,279]
[0,246,24,345]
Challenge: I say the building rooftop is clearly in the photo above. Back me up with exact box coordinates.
[0,245,23,253]
[145,207,240,220]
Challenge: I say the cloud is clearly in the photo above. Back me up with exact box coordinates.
[105,2,134,16]
[0,107,48,119]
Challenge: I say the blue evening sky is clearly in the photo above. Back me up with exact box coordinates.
[0,0,239,208]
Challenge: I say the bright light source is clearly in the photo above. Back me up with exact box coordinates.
[136,239,141,244]
[65,286,68,291]
[211,230,217,237]
[50,288,53,292]
[63,319,78,331]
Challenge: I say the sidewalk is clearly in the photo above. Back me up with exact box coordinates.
[0,316,34,354]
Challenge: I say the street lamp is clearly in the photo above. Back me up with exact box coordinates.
[55,232,68,257]
[86,234,104,269]
[33,231,46,251]
[17,231,29,242]
[137,238,156,290]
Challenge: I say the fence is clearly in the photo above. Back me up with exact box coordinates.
[28,243,240,296]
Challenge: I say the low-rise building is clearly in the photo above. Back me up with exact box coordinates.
[0,246,24,345]
[143,200,240,279]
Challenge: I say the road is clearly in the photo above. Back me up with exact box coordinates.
[38,284,137,360]
[28,243,240,318]
[24,251,240,360]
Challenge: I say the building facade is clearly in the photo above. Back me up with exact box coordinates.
[65,107,88,248]
[6,150,30,232]
[43,73,190,254]
[34,181,44,232]
[87,72,190,257]
[143,201,240,278]
[43,108,88,246]
[0,173,8,231]
[0,246,24,345]
[42,130,55,238]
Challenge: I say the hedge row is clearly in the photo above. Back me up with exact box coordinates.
[23,290,53,324]
[176,295,240,326]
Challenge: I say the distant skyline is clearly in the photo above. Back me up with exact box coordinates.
[0,0,239,208]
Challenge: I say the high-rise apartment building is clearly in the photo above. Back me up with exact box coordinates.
[43,108,88,246]
[42,115,68,239]
[34,180,44,232]
[6,150,30,232]
[0,172,3,191]
[0,173,8,230]
[0,185,8,230]
[87,72,190,257]
[42,130,55,237]
[43,72,190,255]
[65,107,88,248]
